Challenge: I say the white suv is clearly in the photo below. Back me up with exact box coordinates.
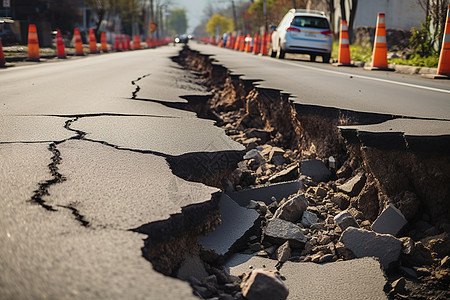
[269,9,333,62]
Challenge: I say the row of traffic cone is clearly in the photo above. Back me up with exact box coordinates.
[335,8,450,78]
[16,24,169,63]
[217,31,270,56]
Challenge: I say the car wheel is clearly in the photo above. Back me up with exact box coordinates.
[276,42,285,59]
[310,55,316,62]
[269,41,277,58]
[322,54,331,63]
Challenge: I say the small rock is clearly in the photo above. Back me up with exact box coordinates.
[315,186,328,198]
[268,164,299,183]
[272,193,308,223]
[401,241,434,267]
[339,227,403,269]
[300,159,331,182]
[336,161,352,179]
[334,210,360,231]
[371,203,407,237]
[422,232,450,259]
[269,147,285,161]
[276,241,291,263]
[331,193,350,210]
[301,210,318,228]
[244,149,265,163]
[177,254,208,281]
[391,277,406,294]
[319,253,334,263]
[271,155,286,166]
[361,220,371,227]
[241,269,289,300]
[335,242,355,260]
[264,218,307,248]
[440,256,450,268]
[337,172,366,196]
[399,266,418,278]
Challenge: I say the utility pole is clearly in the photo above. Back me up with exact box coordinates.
[264,0,268,31]
[231,0,237,31]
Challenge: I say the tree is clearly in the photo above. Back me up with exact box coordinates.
[417,0,449,51]
[206,14,234,36]
[167,8,187,35]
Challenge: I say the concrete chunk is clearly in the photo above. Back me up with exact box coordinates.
[264,218,307,248]
[272,193,308,223]
[281,258,387,299]
[241,269,289,300]
[269,164,299,183]
[227,180,304,207]
[334,210,360,231]
[339,227,403,269]
[371,204,407,236]
[301,210,318,228]
[337,172,366,196]
[300,159,331,182]
[200,194,259,256]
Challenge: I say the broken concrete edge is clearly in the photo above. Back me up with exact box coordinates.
[131,191,222,276]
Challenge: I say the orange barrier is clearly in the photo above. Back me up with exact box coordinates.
[114,35,121,51]
[260,31,269,55]
[146,37,153,48]
[133,35,141,50]
[56,29,66,59]
[126,35,131,50]
[89,28,97,54]
[226,33,233,48]
[121,35,126,50]
[0,38,5,67]
[253,33,260,54]
[437,5,450,76]
[366,13,391,70]
[245,34,252,52]
[239,35,245,51]
[101,32,108,52]
[334,20,353,66]
[74,28,84,56]
[234,35,240,50]
[27,24,40,61]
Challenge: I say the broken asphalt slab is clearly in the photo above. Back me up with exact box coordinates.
[226,180,304,207]
[225,254,387,299]
[200,193,259,256]
[339,118,450,153]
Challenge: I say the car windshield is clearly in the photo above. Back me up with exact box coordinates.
[291,16,329,29]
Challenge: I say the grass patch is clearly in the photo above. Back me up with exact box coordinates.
[389,54,439,68]
[332,41,373,62]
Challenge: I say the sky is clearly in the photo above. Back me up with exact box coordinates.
[174,0,209,32]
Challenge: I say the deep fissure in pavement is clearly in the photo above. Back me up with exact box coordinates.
[135,46,450,300]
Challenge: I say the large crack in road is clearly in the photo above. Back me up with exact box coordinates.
[131,46,450,300]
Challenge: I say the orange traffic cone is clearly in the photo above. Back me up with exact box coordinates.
[89,28,98,54]
[74,28,84,56]
[114,34,121,51]
[245,34,252,52]
[146,37,153,48]
[253,33,260,54]
[226,33,233,48]
[234,35,240,50]
[133,35,141,50]
[27,24,40,61]
[366,13,393,71]
[100,32,108,52]
[56,29,66,59]
[433,4,450,78]
[260,31,269,56]
[127,35,131,50]
[333,20,354,66]
[239,35,245,51]
[0,38,6,67]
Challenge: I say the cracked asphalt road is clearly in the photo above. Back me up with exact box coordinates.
[0,45,243,299]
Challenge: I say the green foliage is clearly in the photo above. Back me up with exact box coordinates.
[389,55,439,68]
[410,17,438,57]
[331,41,372,62]
[167,9,188,35]
[206,14,234,36]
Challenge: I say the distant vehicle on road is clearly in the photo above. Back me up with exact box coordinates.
[174,34,189,44]
[269,9,333,63]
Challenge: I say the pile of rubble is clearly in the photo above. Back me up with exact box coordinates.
[167,47,450,299]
